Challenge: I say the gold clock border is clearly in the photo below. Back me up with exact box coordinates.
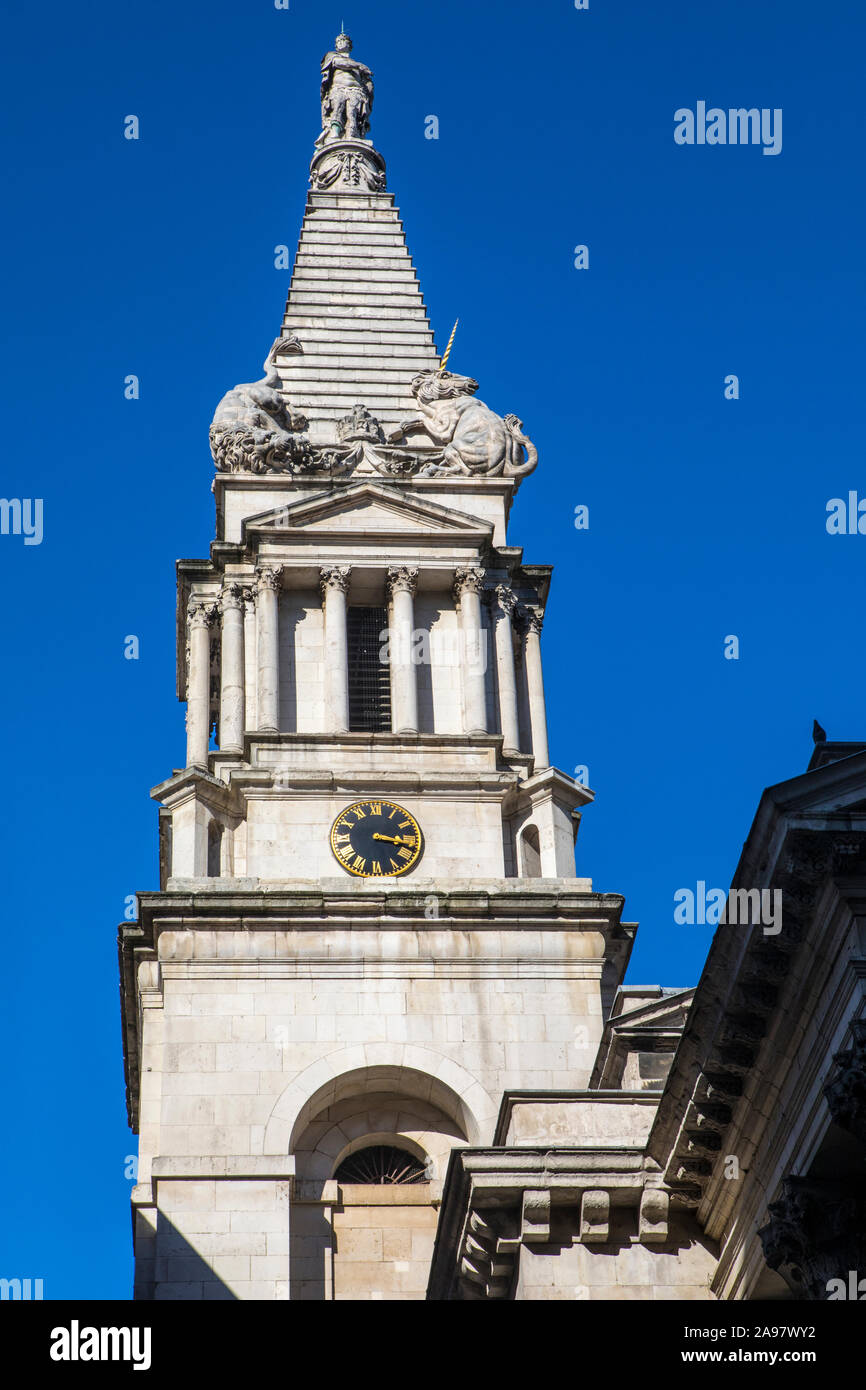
[328,799,424,878]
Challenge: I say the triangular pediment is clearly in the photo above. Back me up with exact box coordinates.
[243,482,493,542]
[611,989,694,1032]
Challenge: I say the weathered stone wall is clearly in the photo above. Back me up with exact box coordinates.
[331,1193,439,1301]
[514,1214,718,1301]
[132,915,615,1299]
[133,1166,293,1301]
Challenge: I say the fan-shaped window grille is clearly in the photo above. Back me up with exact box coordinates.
[335,1145,428,1185]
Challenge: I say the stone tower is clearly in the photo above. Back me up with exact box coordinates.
[119,32,635,1301]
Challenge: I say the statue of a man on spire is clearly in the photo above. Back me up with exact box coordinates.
[316,31,374,147]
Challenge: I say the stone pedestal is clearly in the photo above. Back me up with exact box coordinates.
[309,137,387,193]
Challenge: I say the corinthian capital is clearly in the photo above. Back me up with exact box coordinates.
[823,1020,866,1145]
[490,584,517,616]
[519,605,544,636]
[188,597,218,630]
[219,581,244,614]
[255,565,283,594]
[319,564,351,597]
[386,565,419,598]
[452,566,486,602]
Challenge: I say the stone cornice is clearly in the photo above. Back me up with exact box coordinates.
[735,753,866,885]
[648,820,866,1219]
[213,472,519,499]
[229,769,520,800]
[151,733,545,807]
[149,766,237,812]
[427,1145,670,1300]
[129,883,627,936]
[520,764,595,810]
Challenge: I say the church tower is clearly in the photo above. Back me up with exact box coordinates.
[119,32,635,1301]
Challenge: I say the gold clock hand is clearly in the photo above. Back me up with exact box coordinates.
[372,833,408,845]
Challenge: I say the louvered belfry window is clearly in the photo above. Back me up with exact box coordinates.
[347,605,391,732]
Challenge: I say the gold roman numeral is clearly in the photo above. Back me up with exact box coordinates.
[352,855,366,871]
[353,806,366,820]
[397,847,412,861]
[334,833,351,845]
[371,862,383,875]
[398,820,412,829]
[368,802,382,816]
[338,843,354,860]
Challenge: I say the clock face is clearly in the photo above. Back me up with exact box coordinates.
[329,800,424,878]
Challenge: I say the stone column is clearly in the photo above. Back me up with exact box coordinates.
[255,566,283,734]
[243,586,257,733]
[219,582,245,753]
[320,566,351,734]
[521,607,550,770]
[759,1175,866,1300]
[387,566,419,735]
[453,566,487,737]
[186,598,215,768]
[489,585,520,755]
[823,1020,866,1144]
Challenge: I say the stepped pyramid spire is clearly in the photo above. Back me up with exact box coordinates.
[274,31,441,445]
[209,33,539,482]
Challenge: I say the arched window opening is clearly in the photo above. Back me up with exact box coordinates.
[519,824,541,878]
[334,1144,428,1185]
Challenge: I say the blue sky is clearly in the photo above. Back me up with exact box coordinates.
[1,0,863,1298]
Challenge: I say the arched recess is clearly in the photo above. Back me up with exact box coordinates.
[295,1092,467,1184]
[263,1049,496,1155]
[206,820,223,878]
[282,1060,494,1302]
[518,823,541,878]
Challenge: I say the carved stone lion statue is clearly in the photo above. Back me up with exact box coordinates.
[389,371,538,479]
[209,337,311,474]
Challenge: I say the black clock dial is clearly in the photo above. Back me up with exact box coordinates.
[329,800,424,878]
